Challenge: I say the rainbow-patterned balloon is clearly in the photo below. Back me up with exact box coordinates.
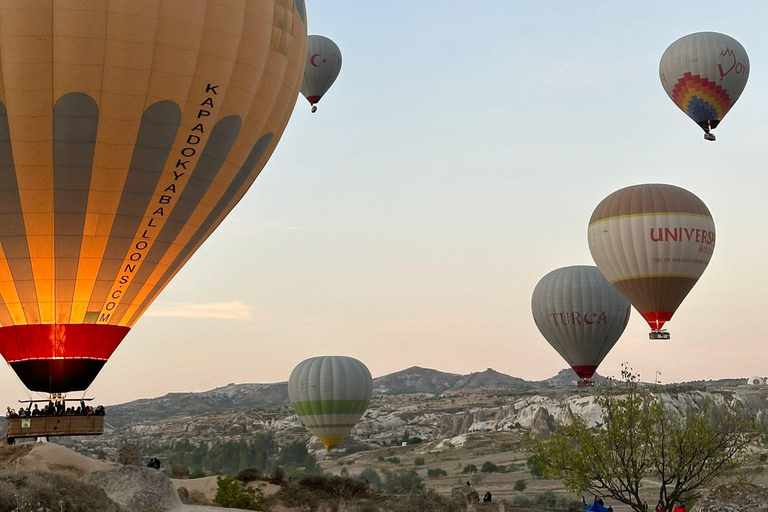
[659,32,749,140]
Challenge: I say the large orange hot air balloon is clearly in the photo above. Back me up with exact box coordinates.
[0,1,307,393]
[588,184,715,340]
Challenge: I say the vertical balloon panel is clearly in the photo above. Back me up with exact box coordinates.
[0,0,307,392]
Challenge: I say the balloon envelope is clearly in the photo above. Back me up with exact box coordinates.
[288,356,372,451]
[0,1,307,392]
[300,35,342,109]
[532,266,631,380]
[659,32,749,136]
[588,184,715,333]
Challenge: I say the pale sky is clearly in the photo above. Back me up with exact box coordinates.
[4,1,768,406]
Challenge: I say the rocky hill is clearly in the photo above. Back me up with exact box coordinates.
[102,366,748,431]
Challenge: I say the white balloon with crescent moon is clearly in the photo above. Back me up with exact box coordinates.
[301,35,342,113]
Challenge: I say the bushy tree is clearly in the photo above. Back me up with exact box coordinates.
[358,467,382,491]
[414,457,425,466]
[427,468,447,478]
[382,470,424,494]
[514,479,527,493]
[277,441,308,466]
[527,456,544,477]
[214,476,269,511]
[481,461,498,473]
[461,464,477,474]
[530,366,760,512]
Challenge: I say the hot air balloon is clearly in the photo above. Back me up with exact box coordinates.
[301,35,342,113]
[532,266,631,386]
[0,1,307,394]
[747,377,765,386]
[288,356,372,451]
[659,32,749,141]
[588,184,715,340]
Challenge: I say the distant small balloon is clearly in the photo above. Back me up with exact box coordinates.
[301,35,342,112]
[288,356,372,451]
[531,266,631,384]
[659,32,749,141]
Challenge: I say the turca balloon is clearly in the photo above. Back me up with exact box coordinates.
[532,266,631,386]
[289,356,372,451]
[588,184,715,340]
[659,32,749,141]
[0,1,307,393]
[301,35,342,113]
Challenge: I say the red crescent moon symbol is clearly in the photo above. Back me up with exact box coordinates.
[310,54,322,67]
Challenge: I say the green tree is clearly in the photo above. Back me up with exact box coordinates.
[527,457,544,477]
[214,476,269,510]
[358,467,382,491]
[461,464,477,474]
[513,479,527,493]
[278,441,309,466]
[382,470,424,494]
[414,457,425,466]
[529,366,760,512]
[427,467,447,478]
[303,452,321,475]
[481,461,498,473]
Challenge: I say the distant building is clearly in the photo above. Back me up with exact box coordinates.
[747,377,766,386]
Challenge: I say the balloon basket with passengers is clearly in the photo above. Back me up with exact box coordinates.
[5,397,105,445]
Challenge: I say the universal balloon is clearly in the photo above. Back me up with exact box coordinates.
[588,184,715,339]
[288,356,372,451]
[0,1,307,393]
[301,35,342,112]
[659,32,749,141]
[532,266,631,385]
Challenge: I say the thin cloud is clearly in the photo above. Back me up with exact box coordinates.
[146,301,252,320]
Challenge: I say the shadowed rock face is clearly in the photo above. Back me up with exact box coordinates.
[85,465,181,512]
[693,482,768,511]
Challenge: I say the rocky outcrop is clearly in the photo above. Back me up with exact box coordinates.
[451,484,479,506]
[86,465,182,512]
[693,482,768,511]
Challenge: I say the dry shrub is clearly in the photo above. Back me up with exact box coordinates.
[0,469,120,512]
[188,489,210,505]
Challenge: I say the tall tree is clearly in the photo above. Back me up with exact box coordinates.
[529,367,759,512]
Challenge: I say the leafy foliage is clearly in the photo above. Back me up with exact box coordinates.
[298,473,369,498]
[427,467,447,478]
[461,464,477,474]
[527,456,544,477]
[414,457,425,466]
[382,469,424,494]
[529,366,760,512]
[358,467,382,491]
[156,434,279,475]
[236,467,261,483]
[514,479,527,493]
[214,476,269,511]
[481,461,499,473]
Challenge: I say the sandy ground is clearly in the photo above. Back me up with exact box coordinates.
[2,440,116,475]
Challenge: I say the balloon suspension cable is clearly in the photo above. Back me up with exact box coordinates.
[9,366,35,403]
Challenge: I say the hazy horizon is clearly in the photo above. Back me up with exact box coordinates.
[1,1,766,408]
